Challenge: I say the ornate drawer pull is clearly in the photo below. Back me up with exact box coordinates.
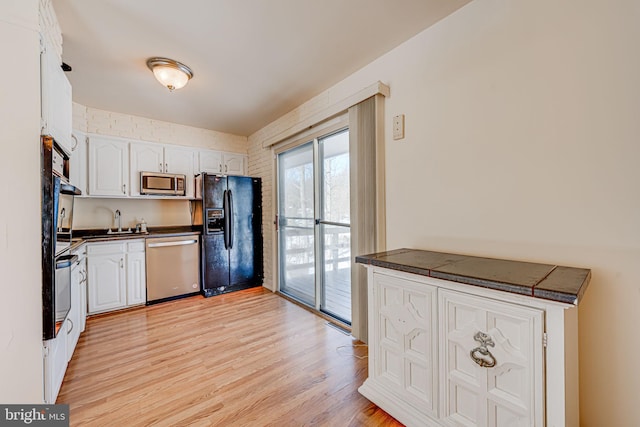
[470,331,496,368]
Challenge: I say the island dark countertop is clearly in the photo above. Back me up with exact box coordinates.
[355,248,591,305]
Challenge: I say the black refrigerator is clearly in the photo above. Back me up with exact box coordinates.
[200,173,263,297]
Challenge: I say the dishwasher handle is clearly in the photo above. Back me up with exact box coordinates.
[147,239,198,248]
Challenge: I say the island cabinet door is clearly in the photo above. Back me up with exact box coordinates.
[371,272,439,418]
[438,289,544,427]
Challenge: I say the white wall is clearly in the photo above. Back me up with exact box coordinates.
[74,198,191,230]
[0,0,46,403]
[249,0,640,424]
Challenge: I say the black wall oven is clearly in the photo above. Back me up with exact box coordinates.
[42,136,80,340]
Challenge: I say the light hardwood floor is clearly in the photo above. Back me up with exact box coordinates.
[58,287,403,426]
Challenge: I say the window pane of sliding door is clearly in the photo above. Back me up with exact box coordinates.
[278,143,315,306]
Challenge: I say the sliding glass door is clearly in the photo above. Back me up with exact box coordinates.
[278,128,351,323]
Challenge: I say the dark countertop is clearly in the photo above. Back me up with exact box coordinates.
[72,225,202,245]
[355,248,591,305]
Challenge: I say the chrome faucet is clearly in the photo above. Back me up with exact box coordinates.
[115,209,122,232]
[58,207,66,232]
[107,209,132,234]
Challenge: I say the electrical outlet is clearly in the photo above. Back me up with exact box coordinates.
[393,114,405,140]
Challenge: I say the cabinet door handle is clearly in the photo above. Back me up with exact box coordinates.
[120,258,124,269]
[470,331,496,368]
[159,162,163,172]
[122,184,127,194]
[67,319,74,333]
[219,164,222,172]
[165,163,168,172]
[225,164,228,173]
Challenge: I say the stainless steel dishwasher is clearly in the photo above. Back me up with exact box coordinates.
[145,235,200,303]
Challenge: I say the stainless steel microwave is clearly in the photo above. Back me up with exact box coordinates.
[140,172,186,196]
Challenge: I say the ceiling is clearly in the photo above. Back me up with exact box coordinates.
[52,0,470,136]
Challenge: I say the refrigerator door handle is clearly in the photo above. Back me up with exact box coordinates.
[228,189,234,249]
[223,189,230,250]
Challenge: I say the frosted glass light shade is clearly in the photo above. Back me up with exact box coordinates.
[146,57,193,91]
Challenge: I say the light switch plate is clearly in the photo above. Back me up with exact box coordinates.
[393,114,405,140]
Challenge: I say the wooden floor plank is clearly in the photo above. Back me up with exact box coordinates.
[58,287,403,426]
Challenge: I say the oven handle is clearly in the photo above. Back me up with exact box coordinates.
[56,254,78,269]
[147,239,198,248]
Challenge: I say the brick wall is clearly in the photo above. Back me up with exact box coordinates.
[39,0,62,61]
[247,87,348,291]
[73,103,248,153]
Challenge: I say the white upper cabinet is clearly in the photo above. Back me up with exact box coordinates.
[41,39,73,155]
[129,142,194,198]
[129,142,164,196]
[197,150,223,174]
[69,130,88,195]
[164,146,195,198]
[197,150,246,176]
[86,134,243,198]
[88,136,129,197]
[129,142,195,197]
[223,153,246,175]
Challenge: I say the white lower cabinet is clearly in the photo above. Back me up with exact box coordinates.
[439,289,543,427]
[66,257,82,361]
[366,272,439,421]
[87,240,146,314]
[88,250,126,313]
[44,243,87,404]
[126,250,146,306]
[360,268,578,427]
[43,322,67,404]
[77,249,88,332]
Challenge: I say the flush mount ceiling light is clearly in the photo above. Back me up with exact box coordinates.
[146,57,193,91]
